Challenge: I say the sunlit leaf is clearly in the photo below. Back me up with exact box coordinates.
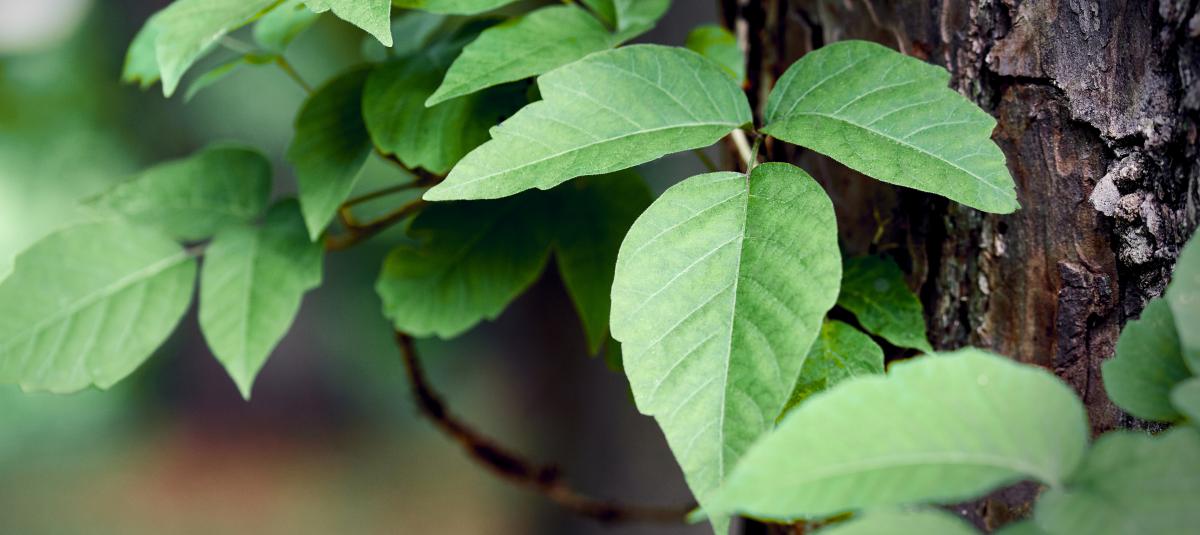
[89,145,272,241]
[424,45,751,201]
[838,255,933,353]
[287,68,374,240]
[584,0,672,40]
[610,163,841,525]
[763,40,1018,213]
[712,349,1088,521]
[686,24,743,81]
[783,320,883,415]
[306,0,392,46]
[0,222,197,393]
[1035,428,1200,535]
[815,509,978,535]
[426,5,617,106]
[1102,299,1190,422]
[199,201,323,399]
[254,0,320,53]
[392,0,519,15]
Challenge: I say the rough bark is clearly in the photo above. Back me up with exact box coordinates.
[731,0,1200,532]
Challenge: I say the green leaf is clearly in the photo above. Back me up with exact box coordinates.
[686,24,744,82]
[426,5,617,106]
[89,146,272,242]
[287,68,374,241]
[363,48,526,174]
[184,56,265,102]
[1171,377,1200,425]
[305,0,392,46]
[0,221,197,393]
[586,0,672,40]
[1101,299,1190,422]
[390,11,448,56]
[610,163,841,521]
[254,0,320,53]
[1166,235,1200,373]
[580,0,616,25]
[1035,428,1200,535]
[838,255,933,353]
[783,320,884,415]
[199,201,323,399]
[554,172,652,355]
[424,45,751,202]
[994,521,1052,535]
[143,0,280,97]
[814,510,978,535]
[376,193,552,338]
[122,13,163,89]
[763,40,1018,214]
[712,349,1088,521]
[392,0,518,15]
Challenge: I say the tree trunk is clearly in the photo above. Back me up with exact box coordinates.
[728,0,1200,532]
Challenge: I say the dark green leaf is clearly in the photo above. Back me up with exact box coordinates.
[838,255,932,353]
[1171,377,1200,425]
[815,509,978,535]
[783,320,884,414]
[287,68,374,240]
[89,145,272,241]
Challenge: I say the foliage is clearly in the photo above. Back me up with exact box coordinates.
[3,2,1196,534]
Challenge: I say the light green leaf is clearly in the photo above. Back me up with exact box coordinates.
[184,55,276,102]
[712,349,1088,521]
[686,25,744,82]
[424,45,751,202]
[0,221,197,393]
[254,0,320,53]
[1035,428,1200,535]
[815,510,978,535]
[392,0,518,15]
[1102,299,1190,422]
[147,0,281,97]
[1166,235,1200,373]
[89,145,272,242]
[364,48,526,174]
[306,0,392,46]
[580,0,616,25]
[199,201,323,400]
[1171,377,1200,425]
[376,192,552,338]
[783,320,884,415]
[763,40,1018,214]
[122,13,162,89]
[994,521,1052,535]
[610,163,841,523]
[586,0,672,40]
[838,255,933,353]
[287,68,374,241]
[390,11,448,56]
[426,5,617,106]
[554,172,652,355]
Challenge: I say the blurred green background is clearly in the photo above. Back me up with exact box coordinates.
[0,1,722,533]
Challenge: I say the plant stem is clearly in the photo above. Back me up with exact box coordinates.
[394,331,697,524]
[324,199,427,251]
[731,128,754,169]
[693,149,720,172]
[274,55,313,94]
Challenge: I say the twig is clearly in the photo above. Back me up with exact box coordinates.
[693,149,720,172]
[731,128,755,169]
[324,199,426,251]
[274,55,313,94]
[394,332,697,524]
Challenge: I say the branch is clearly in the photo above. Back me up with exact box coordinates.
[394,332,697,524]
[324,199,426,251]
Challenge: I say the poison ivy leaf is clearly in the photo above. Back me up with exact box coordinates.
[711,349,1088,521]
[376,192,552,338]
[140,0,280,97]
[254,0,320,53]
[783,320,883,415]
[123,13,162,89]
[994,521,1052,535]
[585,0,672,40]
[392,0,518,15]
[1034,428,1200,535]
[425,5,617,106]
[580,0,616,25]
[838,255,933,353]
[89,145,272,241]
[287,68,374,241]
[1171,377,1200,425]
[424,45,751,201]
[306,0,392,46]
[763,40,1018,214]
[686,25,743,82]
[814,510,978,535]
[390,11,448,56]
[1166,235,1200,373]
[363,47,526,174]
[1101,299,1190,422]
[0,221,197,393]
[554,172,651,355]
[199,201,323,400]
[184,54,276,102]
[610,163,841,523]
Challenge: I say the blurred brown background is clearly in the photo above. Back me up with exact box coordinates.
[0,1,723,533]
